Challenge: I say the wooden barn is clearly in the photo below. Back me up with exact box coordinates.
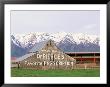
[14,40,76,70]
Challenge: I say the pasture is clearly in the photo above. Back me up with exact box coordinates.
[11,68,100,77]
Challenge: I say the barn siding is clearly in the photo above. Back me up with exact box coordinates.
[18,40,76,70]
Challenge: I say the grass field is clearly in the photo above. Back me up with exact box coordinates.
[11,68,100,77]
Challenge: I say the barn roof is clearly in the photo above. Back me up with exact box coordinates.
[65,52,100,54]
[29,40,49,53]
[15,53,35,62]
[15,40,50,62]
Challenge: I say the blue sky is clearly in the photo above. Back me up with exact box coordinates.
[11,10,100,36]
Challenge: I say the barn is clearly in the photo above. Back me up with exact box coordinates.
[14,39,76,70]
[66,52,100,69]
[66,52,100,64]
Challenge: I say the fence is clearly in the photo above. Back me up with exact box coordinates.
[74,63,100,69]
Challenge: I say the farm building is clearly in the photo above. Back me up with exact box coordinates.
[66,52,100,64]
[12,39,100,69]
[66,52,100,69]
[13,39,76,70]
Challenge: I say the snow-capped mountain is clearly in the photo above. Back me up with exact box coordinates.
[12,32,100,47]
[11,32,100,57]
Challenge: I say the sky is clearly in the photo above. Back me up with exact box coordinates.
[11,10,100,36]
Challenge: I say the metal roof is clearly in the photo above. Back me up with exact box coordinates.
[15,53,35,62]
[29,40,49,53]
[15,40,51,62]
[65,52,100,54]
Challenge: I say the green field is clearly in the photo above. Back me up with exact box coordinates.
[11,68,100,77]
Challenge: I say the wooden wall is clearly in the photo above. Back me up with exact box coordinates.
[19,40,76,70]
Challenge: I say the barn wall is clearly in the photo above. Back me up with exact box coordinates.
[19,40,76,70]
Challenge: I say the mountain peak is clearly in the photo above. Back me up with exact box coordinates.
[12,32,99,47]
[11,32,100,57]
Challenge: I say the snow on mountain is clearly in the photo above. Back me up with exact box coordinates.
[11,32,100,57]
[11,35,22,47]
[12,32,99,47]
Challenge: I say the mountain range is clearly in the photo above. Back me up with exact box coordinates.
[11,32,100,58]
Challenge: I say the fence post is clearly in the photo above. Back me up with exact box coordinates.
[84,64,87,69]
